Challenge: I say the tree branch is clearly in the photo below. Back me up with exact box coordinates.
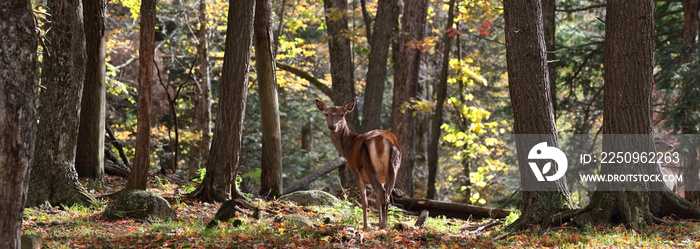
[276,62,333,98]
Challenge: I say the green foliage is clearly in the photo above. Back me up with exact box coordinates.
[503,211,519,226]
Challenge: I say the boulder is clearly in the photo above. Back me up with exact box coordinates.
[278,190,340,207]
[103,190,176,220]
[282,214,314,228]
[21,234,42,249]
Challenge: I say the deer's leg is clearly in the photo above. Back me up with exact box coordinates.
[357,178,369,230]
[365,167,387,227]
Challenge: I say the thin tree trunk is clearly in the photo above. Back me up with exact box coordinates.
[0,2,38,247]
[682,0,699,45]
[542,0,556,114]
[187,0,255,202]
[124,0,157,191]
[255,0,283,198]
[76,0,107,182]
[502,0,572,230]
[301,121,313,152]
[190,0,212,180]
[360,0,399,133]
[680,0,700,204]
[324,0,358,189]
[427,0,456,200]
[27,0,97,207]
[392,0,429,197]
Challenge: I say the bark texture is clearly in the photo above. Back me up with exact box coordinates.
[542,0,556,114]
[190,0,212,179]
[27,0,97,208]
[0,2,39,248]
[427,0,456,200]
[324,0,358,189]
[187,0,255,202]
[503,0,572,230]
[577,0,700,228]
[392,0,429,197]
[360,0,399,133]
[124,0,157,191]
[76,0,107,181]
[255,0,283,198]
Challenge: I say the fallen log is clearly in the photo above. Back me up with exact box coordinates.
[393,197,513,220]
[283,157,347,195]
[105,159,130,178]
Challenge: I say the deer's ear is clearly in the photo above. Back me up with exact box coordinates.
[315,99,327,111]
[343,98,356,112]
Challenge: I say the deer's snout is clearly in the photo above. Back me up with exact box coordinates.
[328,124,336,131]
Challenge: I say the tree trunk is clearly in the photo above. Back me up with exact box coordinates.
[27,0,97,207]
[324,0,358,189]
[360,0,399,133]
[502,0,572,230]
[0,2,38,247]
[76,0,107,182]
[575,0,700,228]
[680,0,700,204]
[427,0,456,200]
[392,0,429,197]
[301,120,313,152]
[187,0,255,202]
[123,0,157,191]
[542,0,556,114]
[682,0,699,45]
[190,0,212,180]
[255,0,283,198]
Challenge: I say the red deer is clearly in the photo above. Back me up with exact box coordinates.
[315,98,401,229]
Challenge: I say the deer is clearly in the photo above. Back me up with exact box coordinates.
[315,98,401,229]
[655,137,677,192]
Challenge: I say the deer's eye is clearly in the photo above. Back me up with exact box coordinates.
[341,113,345,117]
[325,113,328,116]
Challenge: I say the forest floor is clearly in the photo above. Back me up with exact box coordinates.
[21,175,700,248]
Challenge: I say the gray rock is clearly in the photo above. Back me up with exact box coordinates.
[278,190,340,207]
[103,190,176,220]
[282,214,314,228]
[21,234,42,249]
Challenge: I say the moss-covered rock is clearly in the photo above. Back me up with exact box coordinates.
[282,214,314,228]
[103,190,176,220]
[278,190,340,207]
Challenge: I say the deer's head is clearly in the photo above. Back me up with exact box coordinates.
[315,98,356,133]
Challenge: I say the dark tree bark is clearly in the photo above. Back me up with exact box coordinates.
[187,0,255,202]
[255,0,283,198]
[680,0,700,204]
[76,0,107,181]
[360,0,399,133]
[27,0,97,208]
[190,0,212,180]
[503,0,572,230]
[301,121,313,152]
[427,0,456,200]
[324,0,358,189]
[123,0,157,191]
[0,2,38,248]
[392,0,429,197]
[576,0,700,228]
[542,0,556,114]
